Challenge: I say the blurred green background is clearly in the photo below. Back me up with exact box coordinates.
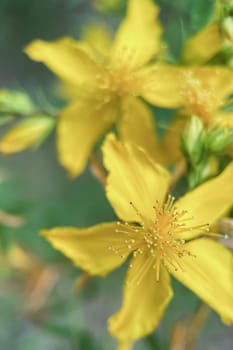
[0,0,232,349]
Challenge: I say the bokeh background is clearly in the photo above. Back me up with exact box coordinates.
[0,0,232,349]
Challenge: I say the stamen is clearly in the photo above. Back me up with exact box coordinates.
[127,256,155,286]
[181,70,218,122]
[153,255,161,282]
[113,46,138,70]
[93,50,143,102]
[205,232,228,238]
[108,196,209,284]
[129,201,146,224]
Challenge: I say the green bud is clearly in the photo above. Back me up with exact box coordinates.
[205,127,233,152]
[222,16,233,41]
[0,90,34,115]
[0,115,55,154]
[188,168,202,189]
[201,155,219,181]
[221,45,233,64]
[222,1,233,16]
[188,156,219,189]
[180,116,204,165]
[227,53,233,66]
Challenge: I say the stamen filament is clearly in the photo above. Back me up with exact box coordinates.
[110,196,209,284]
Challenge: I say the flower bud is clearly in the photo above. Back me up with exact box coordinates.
[205,127,233,152]
[0,115,55,154]
[222,16,233,42]
[188,156,219,189]
[201,155,219,181]
[0,90,34,115]
[180,116,204,165]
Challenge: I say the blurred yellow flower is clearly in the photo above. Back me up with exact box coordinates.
[178,66,233,124]
[160,66,233,164]
[117,65,233,165]
[25,0,184,177]
[42,134,233,342]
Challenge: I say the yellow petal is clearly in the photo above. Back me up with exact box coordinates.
[109,253,173,340]
[58,100,116,177]
[141,65,233,114]
[139,65,184,108]
[111,0,162,70]
[0,116,55,154]
[176,162,233,239]
[41,222,132,276]
[103,134,170,222]
[117,340,133,350]
[57,81,79,100]
[119,97,164,164]
[7,245,37,270]
[161,116,186,165]
[82,23,113,61]
[171,238,233,324]
[24,38,102,86]
[185,67,233,115]
[215,111,233,128]
[183,23,222,64]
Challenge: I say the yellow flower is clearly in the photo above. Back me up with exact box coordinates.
[118,65,233,165]
[160,66,233,164]
[42,134,233,342]
[177,66,233,124]
[24,0,184,177]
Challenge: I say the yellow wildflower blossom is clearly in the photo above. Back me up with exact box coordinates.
[118,65,233,165]
[179,67,233,124]
[162,65,233,163]
[24,0,184,177]
[42,134,233,342]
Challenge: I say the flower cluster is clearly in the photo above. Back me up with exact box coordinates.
[0,1,233,349]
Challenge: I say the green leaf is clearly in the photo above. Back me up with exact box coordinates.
[191,0,217,32]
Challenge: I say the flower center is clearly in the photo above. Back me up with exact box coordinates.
[182,71,218,123]
[95,65,143,100]
[112,196,209,283]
